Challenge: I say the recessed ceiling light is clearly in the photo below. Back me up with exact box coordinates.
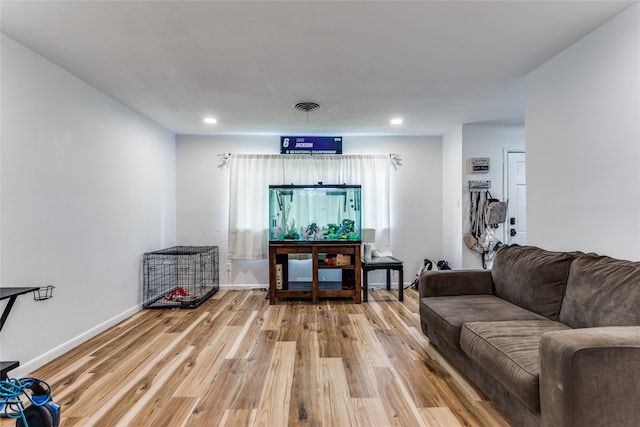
[390,118,403,125]
[203,117,217,124]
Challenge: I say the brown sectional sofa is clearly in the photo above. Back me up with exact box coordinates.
[419,244,640,427]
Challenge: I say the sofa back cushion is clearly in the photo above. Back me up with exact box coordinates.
[559,255,640,328]
[492,245,577,320]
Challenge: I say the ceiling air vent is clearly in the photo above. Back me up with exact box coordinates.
[294,102,321,112]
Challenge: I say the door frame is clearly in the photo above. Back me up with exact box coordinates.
[503,149,526,244]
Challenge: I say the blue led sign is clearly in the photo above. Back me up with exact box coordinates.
[280,136,342,154]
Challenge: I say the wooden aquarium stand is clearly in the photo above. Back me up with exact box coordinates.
[269,241,361,304]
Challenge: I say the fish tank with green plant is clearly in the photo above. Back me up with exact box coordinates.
[269,184,361,242]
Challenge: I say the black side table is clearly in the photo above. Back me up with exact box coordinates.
[1,286,39,379]
[361,256,403,302]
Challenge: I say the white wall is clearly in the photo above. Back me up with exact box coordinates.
[442,126,463,268]
[0,35,177,375]
[176,135,443,287]
[526,4,640,259]
[460,123,525,268]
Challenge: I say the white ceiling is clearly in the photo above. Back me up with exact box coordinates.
[1,1,635,136]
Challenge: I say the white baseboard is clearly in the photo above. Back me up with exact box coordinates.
[218,283,390,290]
[12,304,142,377]
[219,283,268,291]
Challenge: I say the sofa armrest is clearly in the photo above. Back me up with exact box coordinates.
[418,270,493,298]
[539,327,640,427]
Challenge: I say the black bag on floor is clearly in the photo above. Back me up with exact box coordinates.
[410,259,435,289]
[437,260,451,270]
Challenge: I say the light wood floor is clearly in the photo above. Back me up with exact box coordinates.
[2,288,511,426]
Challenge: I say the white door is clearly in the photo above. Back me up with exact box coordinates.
[507,152,527,245]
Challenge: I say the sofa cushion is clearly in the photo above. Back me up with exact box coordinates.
[492,245,577,320]
[420,295,547,350]
[560,255,640,328]
[460,320,571,412]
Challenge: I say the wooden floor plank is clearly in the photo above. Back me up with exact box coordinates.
[425,343,485,402]
[276,302,318,342]
[183,358,246,426]
[374,366,427,426]
[352,397,394,427]
[375,326,449,408]
[0,289,512,427]
[181,303,232,350]
[419,407,464,427]
[349,312,393,368]
[287,306,321,426]
[228,330,277,410]
[219,408,258,426]
[317,357,358,426]
[172,325,240,398]
[225,291,257,326]
[93,345,195,426]
[261,304,287,331]
[225,310,259,359]
[77,311,209,422]
[60,326,182,417]
[337,314,382,399]
[35,355,94,396]
[316,304,343,358]
[253,341,297,427]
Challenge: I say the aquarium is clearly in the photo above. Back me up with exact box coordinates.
[269,184,361,242]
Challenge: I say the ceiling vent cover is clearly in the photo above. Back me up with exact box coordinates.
[294,102,321,112]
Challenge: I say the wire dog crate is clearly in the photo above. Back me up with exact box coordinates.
[143,246,219,309]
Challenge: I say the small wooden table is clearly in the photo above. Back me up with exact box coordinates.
[1,286,39,379]
[361,256,404,302]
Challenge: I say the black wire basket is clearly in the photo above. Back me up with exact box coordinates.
[33,285,55,301]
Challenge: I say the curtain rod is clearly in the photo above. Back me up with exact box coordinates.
[217,153,403,169]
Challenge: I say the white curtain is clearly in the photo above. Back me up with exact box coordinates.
[228,154,390,259]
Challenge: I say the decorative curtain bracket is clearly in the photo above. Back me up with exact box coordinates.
[218,153,231,169]
[390,154,402,170]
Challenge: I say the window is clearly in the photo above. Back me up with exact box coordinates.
[228,154,390,259]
